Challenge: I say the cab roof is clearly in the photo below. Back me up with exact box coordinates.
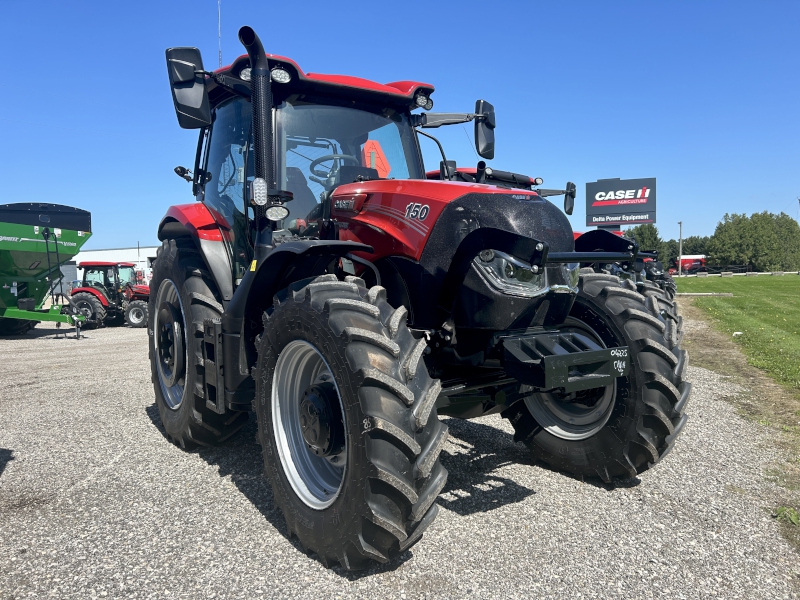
[210,53,434,109]
[78,262,136,268]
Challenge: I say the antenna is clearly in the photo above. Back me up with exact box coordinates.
[218,0,222,68]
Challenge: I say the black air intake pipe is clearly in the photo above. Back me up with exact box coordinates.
[238,26,274,192]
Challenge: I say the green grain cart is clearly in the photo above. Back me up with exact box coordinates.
[0,203,92,335]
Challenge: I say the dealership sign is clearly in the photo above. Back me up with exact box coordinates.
[585,177,656,227]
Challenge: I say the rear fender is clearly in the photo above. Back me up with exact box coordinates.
[158,204,225,242]
[157,204,234,302]
[70,287,109,306]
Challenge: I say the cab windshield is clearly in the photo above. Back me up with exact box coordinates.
[275,97,424,222]
[118,266,136,285]
[84,268,112,288]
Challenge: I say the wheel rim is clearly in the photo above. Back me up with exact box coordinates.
[75,300,94,321]
[153,280,186,409]
[129,306,145,325]
[272,340,347,510]
[524,318,617,441]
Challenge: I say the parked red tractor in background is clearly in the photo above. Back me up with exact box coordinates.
[71,262,149,328]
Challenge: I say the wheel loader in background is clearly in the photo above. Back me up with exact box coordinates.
[151,26,691,570]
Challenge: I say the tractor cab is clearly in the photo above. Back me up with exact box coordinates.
[79,262,135,303]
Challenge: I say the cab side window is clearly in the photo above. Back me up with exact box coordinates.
[204,98,253,229]
[202,98,254,282]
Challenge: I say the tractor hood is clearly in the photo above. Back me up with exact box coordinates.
[332,178,576,331]
[332,178,574,262]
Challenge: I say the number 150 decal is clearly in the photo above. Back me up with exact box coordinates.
[404,203,430,221]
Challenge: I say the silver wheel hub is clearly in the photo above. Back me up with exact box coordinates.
[129,307,145,324]
[524,319,618,441]
[153,280,186,409]
[272,340,346,510]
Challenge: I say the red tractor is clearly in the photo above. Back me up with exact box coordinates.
[71,262,149,328]
[152,27,690,570]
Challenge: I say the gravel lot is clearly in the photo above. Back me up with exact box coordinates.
[1,321,798,599]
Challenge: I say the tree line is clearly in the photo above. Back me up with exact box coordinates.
[623,211,800,272]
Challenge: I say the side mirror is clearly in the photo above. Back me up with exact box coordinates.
[564,181,576,215]
[474,100,495,159]
[165,47,212,129]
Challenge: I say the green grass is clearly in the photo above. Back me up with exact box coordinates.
[679,276,800,552]
[678,276,800,391]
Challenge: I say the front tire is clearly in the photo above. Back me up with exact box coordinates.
[125,300,148,328]
[148,239,247,449]
[504,273,691,483]
[255,275,447,570]
[637,279,683,349]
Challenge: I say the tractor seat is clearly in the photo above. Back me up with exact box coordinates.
[285,167,319,222]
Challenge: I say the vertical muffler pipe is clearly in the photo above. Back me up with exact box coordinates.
[238,26,273,251]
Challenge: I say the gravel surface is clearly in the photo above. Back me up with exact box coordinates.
[1,323,798,599]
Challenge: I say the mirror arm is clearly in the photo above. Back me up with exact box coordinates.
[420,113,477,128]
[415,129,451,178]
[537,189,568,197]
[199,71,252,99]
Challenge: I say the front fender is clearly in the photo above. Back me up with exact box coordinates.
[220,239,372,407]
[573,229,632,253]
[225,239,373,330]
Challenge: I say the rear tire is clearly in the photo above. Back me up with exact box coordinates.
[71,292,106,329]
[504,273,691,483]
[148,239,247,449]
[125,300,148,328]
[255,275,447,570]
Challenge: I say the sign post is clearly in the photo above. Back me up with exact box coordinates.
[586,177,657,231]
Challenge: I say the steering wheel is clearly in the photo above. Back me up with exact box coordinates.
[308,154,360,181]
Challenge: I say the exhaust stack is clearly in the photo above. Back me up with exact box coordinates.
[238,26,274,192]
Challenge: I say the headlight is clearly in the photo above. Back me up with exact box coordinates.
[265,204,290,221]
[250,178,268,206]
[271,67,291,84]
[473,250,547,298]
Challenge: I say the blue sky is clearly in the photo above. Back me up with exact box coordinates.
[0,1,797,248]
